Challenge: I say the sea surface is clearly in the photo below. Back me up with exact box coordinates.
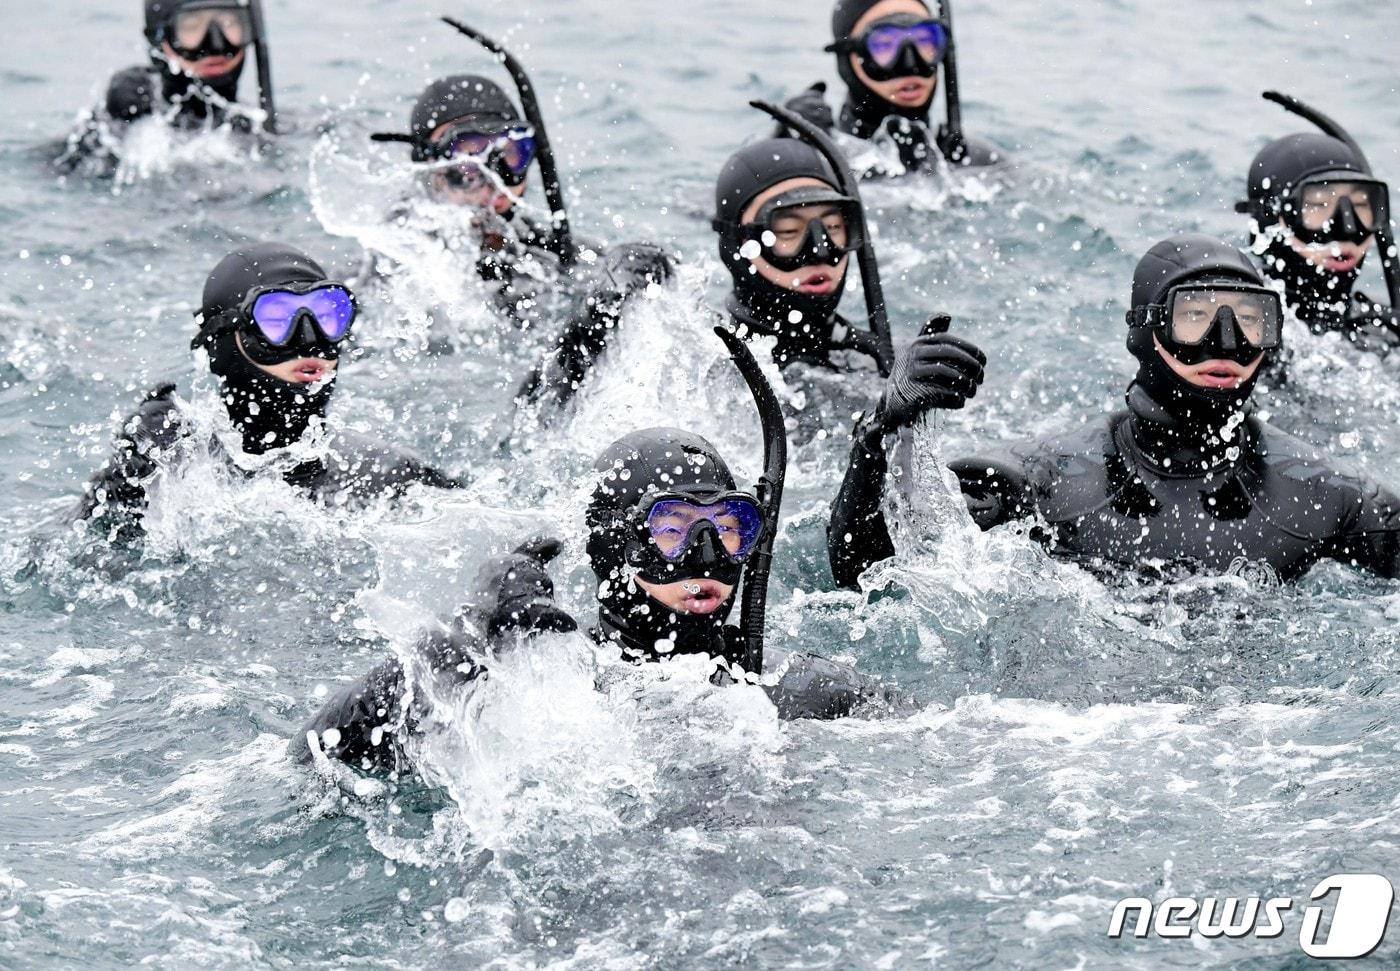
[2,0,1399,967]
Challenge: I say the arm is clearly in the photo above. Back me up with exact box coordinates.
[515,242,672,409]
[73,384,184,536]
[1327,478,1400,579]
[292,625,484,771]
[938,129,1005,168]
[760,646,913,720]
[293,538,577,771]
[770,82,834,138]
[826,316,987,589]
[327,437,467,500]
[828,422,895,590]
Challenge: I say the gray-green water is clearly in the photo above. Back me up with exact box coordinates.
[2,0,1400,967]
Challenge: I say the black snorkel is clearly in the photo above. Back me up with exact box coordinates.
[1261,90,1399,319]
[247,0,278,133]
[713,326,788,675]
[750,99,895,376]
[440,16,577,269]
[939,0,966,163]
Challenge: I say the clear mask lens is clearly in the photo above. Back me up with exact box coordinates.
[1169,287,1281,348]
[172,8,250,53]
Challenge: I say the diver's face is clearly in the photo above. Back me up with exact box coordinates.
[161,41,245,81]
[634,576,735,616]
[849,0,938,109]
[1281,223,1375,274]
[426,120,526,213]
[236,333,338,385]
[740,177,850,296]
[1154,335,1262,390]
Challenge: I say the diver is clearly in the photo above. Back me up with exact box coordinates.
[294,331,907,774]
[778,0,1001,176]
[56,0,277,172]
[829,234,1400,589]
[1237,92,1397,358]
[530,101,900,427]
[74,243,462,540]
[713,134,891,374]
[361,19,669,406]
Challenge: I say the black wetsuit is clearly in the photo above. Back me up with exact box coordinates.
[1256,237,1400,384]
[292,611,903,774]
[829,384,1400,588]
[512,238,672,409]
[778,88,1000,177]
[56,61,252,173]
[74,383,461,540]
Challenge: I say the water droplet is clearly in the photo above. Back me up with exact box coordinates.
[739,240,761,260]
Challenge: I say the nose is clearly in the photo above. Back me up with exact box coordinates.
[205,20,232,55]
[894,40,926,74]
[689,522,727,569]
[805,221,836,265]
[291,308,320,346]
[1333,196,1364,237]
[1214,306,1239,351]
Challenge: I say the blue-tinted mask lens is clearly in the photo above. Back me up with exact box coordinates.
[443,126,538,175]
[248,290,300,344]
[301,286,356,340]
[864,20,946,69]
[908,21,949,63]
[250,286,356,345]
[645,498,764,562]
[864,25,906,68]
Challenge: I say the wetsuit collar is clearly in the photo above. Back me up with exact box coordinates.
[725,291,841,369]
[593,606,744,667]
[1259,235,1359,332]
[1123,383,1254,475]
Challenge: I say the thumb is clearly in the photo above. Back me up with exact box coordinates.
[920,313,952,337]
[511,536,563,564]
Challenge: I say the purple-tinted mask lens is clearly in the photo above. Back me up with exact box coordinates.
[250,286,356,345]
[865,20,947,69]
[645,497,764,562]
[442,126,538,175]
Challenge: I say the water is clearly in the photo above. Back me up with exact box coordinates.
[3,0,1400,967]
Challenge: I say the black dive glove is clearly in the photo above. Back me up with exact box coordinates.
[779,82,834,133]
[604,241,673,295]
[472,537,578,640]
[864,315,986,443]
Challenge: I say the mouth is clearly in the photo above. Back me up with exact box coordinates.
[289,359,331,383]
[192,57,237,76]
[796,271,836,294]
[893,79,929,102]
[678,580,728,615]
[1323,248,1361,272]
[1195,361,1245,388]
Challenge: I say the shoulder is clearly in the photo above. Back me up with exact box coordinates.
[1251,419,1377,501]
[971,419,1113,477]
[948,133,1006,168]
